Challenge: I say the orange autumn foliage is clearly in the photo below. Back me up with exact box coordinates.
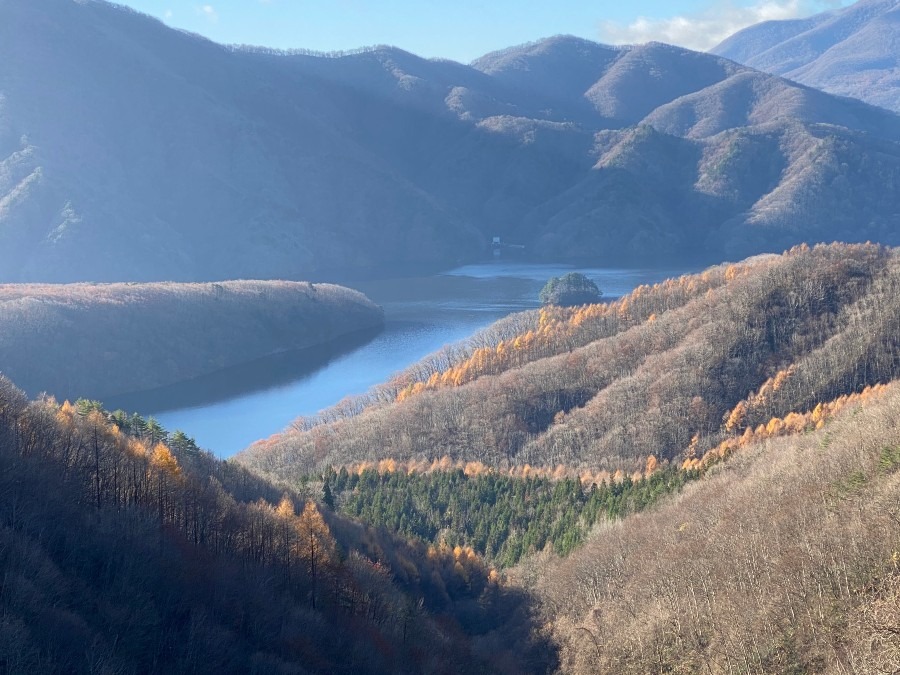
[393,261,764,404]
[341,454,660,486]
[684,383,891,470]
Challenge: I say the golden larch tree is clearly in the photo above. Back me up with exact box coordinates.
[295,501,337,608]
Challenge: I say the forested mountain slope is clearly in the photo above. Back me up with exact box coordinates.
[0,379,551,673]
[234,243,900,672]
[3,1,900,280]
[240,244,900,483]
[0,280,383,401]
[530,376,900,673]
[712,0,900,113]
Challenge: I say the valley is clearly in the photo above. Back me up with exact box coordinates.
[108,263,684,457]
[3,244,900,673]
[3,0,900,672]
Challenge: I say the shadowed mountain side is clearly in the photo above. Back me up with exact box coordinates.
[712,0,900,112]
[0,280,384,401]
[238,244,900,484]
[0,377,553,673]
[0,0,487,282]
[524,122,900,263]
[2,1,900,280]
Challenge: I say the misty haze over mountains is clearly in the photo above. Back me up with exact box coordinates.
[712,0,900,113]
[2,0,900,283]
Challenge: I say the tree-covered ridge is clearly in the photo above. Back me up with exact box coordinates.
[241,243,897,482]
[0,280,383,401]
[687,382,892,471]
[538,272,602,307]
[331,455,657,489]
[298,262,742,421]
[0,379,551,673]
[392,263,749,403]
[301,375,883,573]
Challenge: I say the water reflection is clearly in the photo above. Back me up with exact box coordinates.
[105,326,383,414]
[117,262,687,457]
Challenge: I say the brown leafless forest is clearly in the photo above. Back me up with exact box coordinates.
[236,243,900,672]
[242,243,899,483]
[6,243,900,673]
[529,380,900,673]
[0,378,550,673]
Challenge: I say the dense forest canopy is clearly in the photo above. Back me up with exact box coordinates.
[0,379,552,673]
[3,243,900,671]
[539,272,602,307]
[4,3,900,669]
[231,243,900,672]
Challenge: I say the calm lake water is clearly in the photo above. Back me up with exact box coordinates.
[107,263,686,457]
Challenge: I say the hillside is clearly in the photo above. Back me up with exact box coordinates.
[0,379,551,673]
[712,0,900,113]
[239,243,900,481]
[3,2,900,280]
[234,243,900,671]
[4,246,900,672]
[0,280,383,401]
[530,376,900,673]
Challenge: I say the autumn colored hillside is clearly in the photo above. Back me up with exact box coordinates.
[240,243,900,484]
[0,377,551,673]
[528,373,900,673]
[0,280,383,401]
[6,243,900,673]
[230,242,900,672]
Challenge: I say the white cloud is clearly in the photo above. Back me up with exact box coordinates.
[197,4,218,23]
[598,1,846,52]
[163,9,173,20]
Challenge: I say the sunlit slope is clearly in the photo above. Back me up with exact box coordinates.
[531,375,900,673]
[0,280,383,400]
[239,244,900,483]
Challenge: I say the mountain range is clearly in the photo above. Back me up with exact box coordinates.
[712,0,900,113]
[3,0,900,282]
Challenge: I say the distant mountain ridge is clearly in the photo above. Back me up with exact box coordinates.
[712,0,900,113]
[2,0,900,281]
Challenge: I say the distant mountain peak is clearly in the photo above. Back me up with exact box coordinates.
[711,0,900,112]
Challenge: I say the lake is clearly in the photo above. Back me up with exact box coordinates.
[107,263,686,457]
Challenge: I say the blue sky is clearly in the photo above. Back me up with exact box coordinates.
[115,0,854,62]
